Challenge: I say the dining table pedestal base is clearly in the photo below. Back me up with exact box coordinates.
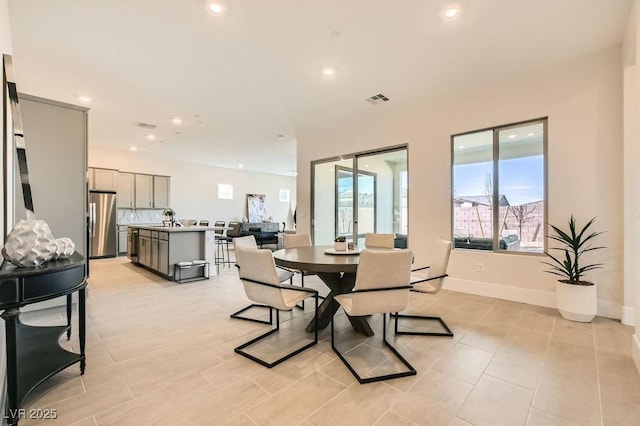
[304,272,374,337]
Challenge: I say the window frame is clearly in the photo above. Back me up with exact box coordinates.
[450,117,548,256]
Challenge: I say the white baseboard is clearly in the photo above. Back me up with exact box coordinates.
[598,299,622,321]
[443,278,556,308]
[633,334,640,376]
[444,278,624,319]
[622,306,637,326]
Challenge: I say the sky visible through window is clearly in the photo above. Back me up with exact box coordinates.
[454,155,543,206]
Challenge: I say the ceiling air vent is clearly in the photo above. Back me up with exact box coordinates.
[365,93,389,105]
[136,122,157,130]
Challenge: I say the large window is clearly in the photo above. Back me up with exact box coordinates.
[452,118,546,254]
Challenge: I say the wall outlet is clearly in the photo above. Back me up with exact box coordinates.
[476,262,484,272]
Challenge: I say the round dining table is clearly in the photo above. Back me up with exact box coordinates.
[272,245,374,336]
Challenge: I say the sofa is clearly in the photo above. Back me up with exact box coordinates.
[454,234,520,251]
[394,233,408,249]
[239,222,280,248]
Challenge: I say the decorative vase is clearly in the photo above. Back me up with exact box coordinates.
[2,219,75,267]
[334,241,347,251]
[555,280,597,322]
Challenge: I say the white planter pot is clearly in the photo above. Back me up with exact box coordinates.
[555,280,597,322]
[334,241,347,251]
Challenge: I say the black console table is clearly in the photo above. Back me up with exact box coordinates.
[0,252,86,425]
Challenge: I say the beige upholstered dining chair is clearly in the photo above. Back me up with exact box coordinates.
[234,245,318,368]
[332,249,416,384]
[393,239,454,337]
[284,232,312,249]
[231,235,294,324]
[233,234,258,250]
[283,233,314,309]
[364,233,395,249]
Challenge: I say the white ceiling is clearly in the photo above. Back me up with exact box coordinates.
[7,0,633,177]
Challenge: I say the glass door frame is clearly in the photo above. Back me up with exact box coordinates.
[335,165,377,239]
[310,143,408,245]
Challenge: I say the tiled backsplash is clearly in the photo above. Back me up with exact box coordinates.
[118,209,165,225]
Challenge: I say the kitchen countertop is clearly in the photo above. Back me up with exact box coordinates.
[126,224,225,233]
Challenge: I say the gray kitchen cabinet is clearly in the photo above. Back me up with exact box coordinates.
[157,233,169,275]
[117,172,135,208]
[91,167,118,191]
[135,174,153,208]
[118,226,128,255]
[139,230,169,275]
[150,232,158,270]
[138,230,152,267]
[153,175,170,208]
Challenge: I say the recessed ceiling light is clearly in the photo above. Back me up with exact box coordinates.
[276,134,285,139]
[159,140,166,144]
[238,163,244,169]
[508,134,517,139]
[175,131,183,135]
[321,66,337,78]
[330,31,341,38]
[172,117,183,125]
[129,146,138,152]
[146,134,156,140]
[209,2,224,14]
[77,95,92,103]
[443,6,460,19]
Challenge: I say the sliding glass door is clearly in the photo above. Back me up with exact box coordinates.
[312,146,407,247]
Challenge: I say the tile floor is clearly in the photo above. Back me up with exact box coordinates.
[17,256,640,426]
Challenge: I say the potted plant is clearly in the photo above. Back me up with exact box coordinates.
[162,208,175,226]
[543,215,604,322]
[334,236,347,251]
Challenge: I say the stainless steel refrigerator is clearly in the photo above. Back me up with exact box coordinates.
[89,190,117,258]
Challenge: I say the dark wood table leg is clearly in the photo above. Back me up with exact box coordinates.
[305,272,373,337]
[2,308,19,425]
[66,294,72,340]
[79,288,86,374]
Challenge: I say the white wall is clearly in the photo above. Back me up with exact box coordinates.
[1,0,12,243]
[297,46,624,318]
[89,147,297,227]
[623,0,640,375]
[0,0,11,416]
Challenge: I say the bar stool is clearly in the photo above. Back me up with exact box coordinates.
[214,220,231,267]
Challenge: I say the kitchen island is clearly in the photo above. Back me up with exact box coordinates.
[127,225,219,281]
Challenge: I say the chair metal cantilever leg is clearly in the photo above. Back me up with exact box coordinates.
[331,312,416,384]
[393,269,454,337]
[234,286,319,368]
[393,239,454,337]
[230,303,274,325]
